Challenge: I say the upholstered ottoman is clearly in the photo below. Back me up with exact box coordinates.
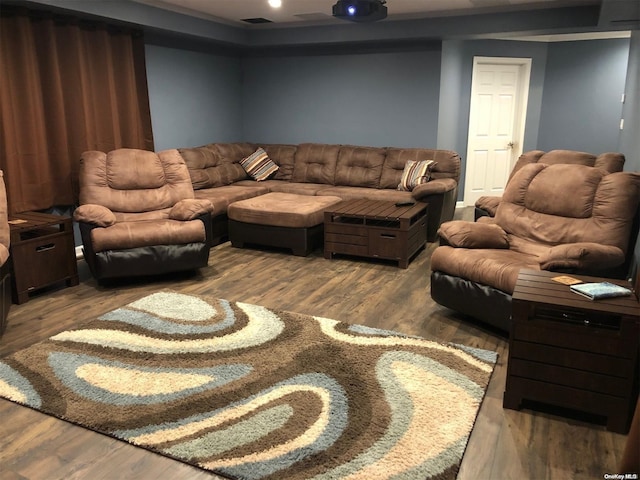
[228,192,343,256]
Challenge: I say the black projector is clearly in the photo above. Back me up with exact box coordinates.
[332,0,387,22]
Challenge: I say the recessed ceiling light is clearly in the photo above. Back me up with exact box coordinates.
[268,0,282,8]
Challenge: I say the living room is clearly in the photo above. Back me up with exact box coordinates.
[0,0,639,479]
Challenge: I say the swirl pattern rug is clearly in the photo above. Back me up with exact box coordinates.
[0,291,497,479]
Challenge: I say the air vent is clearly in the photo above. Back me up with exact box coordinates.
[242,17,273,24]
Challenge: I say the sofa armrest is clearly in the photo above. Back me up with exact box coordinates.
[437,220,509,249]
[411,178,457,199]
[169,199,214,221]
[73,204,116,227]
[474,195,501,217]
[539,243,625,271]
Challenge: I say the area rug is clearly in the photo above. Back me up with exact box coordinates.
[0,291,497,479]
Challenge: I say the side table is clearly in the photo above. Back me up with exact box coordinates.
[8,212,79,304]
[503,269,639,433]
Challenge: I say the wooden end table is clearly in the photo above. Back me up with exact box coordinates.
[504,269,639,433]
[324,199,427,268]
[8,212,79,304]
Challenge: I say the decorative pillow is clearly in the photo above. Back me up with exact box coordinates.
[240,148,279,181]
[397,160,436,191]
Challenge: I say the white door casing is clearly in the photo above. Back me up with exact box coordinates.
[464,57,532,206]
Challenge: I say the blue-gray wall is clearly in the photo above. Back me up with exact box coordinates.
[617,31,640,277]
[145,44,243,151]
[619,31,640,173]
[241,47,442,148]
[537,38,630,153]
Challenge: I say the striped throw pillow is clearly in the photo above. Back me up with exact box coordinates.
[240,148,279,181]
[397,160,436,191]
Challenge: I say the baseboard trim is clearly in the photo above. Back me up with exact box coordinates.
[456,201,465,209]
[75,246,84,260]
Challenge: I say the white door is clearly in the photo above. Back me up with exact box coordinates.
[464,57,531,206]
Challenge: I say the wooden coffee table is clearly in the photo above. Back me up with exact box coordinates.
[324,199,427,268]
[504,269,639,433]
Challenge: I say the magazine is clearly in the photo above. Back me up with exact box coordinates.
[569,282,633,300]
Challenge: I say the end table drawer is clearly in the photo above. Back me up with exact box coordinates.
[9,212,79,304]
[13,234,74,292]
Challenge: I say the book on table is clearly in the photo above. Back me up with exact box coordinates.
[569,281,633,300]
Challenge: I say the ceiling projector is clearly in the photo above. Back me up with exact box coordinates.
[332,0,387,22]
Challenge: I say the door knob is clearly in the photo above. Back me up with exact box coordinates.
[507,141,514,149]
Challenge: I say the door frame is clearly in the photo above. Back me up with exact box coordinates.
[463,56,532,206]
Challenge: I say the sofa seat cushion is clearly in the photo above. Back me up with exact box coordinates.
[320,186,412,203]
[228,192,343,229]
[233,179,284,190]
[194,185,270,216]
[266,182,335,196]
[90,219,206,253]
[431,245,540,294]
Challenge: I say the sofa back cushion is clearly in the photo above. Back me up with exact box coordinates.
[260,144,297,181]
[509,150,625,182]
[334,145,385,188]
[79,148,195,213]
[291,143,340,184]
[380,148,461,189]
[497,163,640,252]
[179,143,252,189]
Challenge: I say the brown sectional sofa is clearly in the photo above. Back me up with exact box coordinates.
[177,142,461,244]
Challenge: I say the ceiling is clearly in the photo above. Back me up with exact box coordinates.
[132,0,602,27]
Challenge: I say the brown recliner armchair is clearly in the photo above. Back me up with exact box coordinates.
[0,170,10,336]
[474,150,625,220]
[431,163,640,331]
[74,148,214,282]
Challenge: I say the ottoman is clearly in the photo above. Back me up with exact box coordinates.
[228,192,343,256]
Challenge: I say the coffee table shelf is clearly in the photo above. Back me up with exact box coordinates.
[324,199,427,268]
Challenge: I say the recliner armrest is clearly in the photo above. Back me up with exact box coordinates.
[411,178,457,199]
[475,195,501,217]
[169,199,214,221]
[73,204,116,227]
[437,220,509,249]
[539,242,625,271]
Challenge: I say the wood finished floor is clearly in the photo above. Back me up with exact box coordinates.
[0,210,629,480]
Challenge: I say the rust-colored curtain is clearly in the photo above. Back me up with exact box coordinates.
[0,8,154,214]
